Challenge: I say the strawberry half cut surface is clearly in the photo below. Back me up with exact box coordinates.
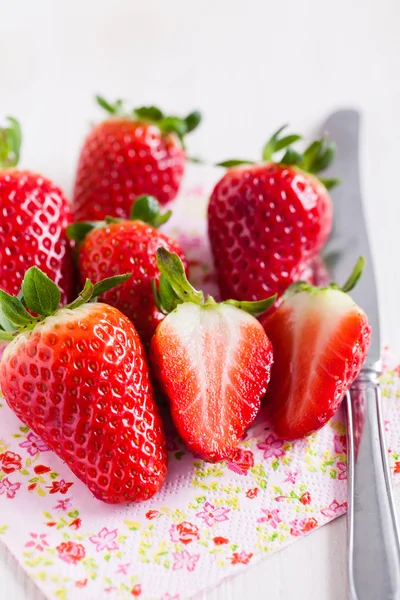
[261,258,371,440]
[0,267,167,503]
[150,248,275,463]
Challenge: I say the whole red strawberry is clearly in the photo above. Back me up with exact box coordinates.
[68,195,187,345]
[0,267,167,503]
[150,248,275,462]
[72,97,201,221]
[208,125,337,303]
[0,117,74,303]
[261,258,371,440]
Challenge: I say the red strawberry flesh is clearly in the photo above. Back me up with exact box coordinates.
[151,301,273,462]
[262,288,371,440]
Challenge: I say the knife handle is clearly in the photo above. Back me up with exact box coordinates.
[347,373,400,600]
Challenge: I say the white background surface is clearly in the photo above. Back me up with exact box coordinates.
[1,0,400,598]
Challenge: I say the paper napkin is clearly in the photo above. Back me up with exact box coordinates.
[1,166,399,600]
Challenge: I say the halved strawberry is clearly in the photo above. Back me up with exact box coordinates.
[150,248,275,462]
[260,258,371,440]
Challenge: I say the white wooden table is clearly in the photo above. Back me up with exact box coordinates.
[1,0,400,598]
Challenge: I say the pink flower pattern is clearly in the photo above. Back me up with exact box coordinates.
[293,438,307,452]
[169,522,199,545]
[89,527,119,552]
[284,471,298,484]
[19,432,50,456]
[290,517,318,536]
[196,502,230,527]
[289,519,303,537]
[257,434,285,459]
[320,500,347,518]
[257,508,281,528]
[53,498,72,512]
[226,448,254,475]
[115,563,130,575]
[333,434,346,454]
[230,550,253,565]
[172,550,200,572]
[0,477,21,499]
[56,541,85,564]
[337,462,347,480]
[25,533,49,552]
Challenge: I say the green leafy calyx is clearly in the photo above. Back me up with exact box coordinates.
[0,117,21,169]
[217,124,340,190]
[283,256,365,300]
[153,248,276,316]
[0,267,131,341]
[129,195,171,227]
[67,195,171,244]
[96,95,201,145]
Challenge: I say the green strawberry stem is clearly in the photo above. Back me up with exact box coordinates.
[130,195,171,227]
[216,159,255,168]
[67,195,171,243]
[0,117,21,169]
[339,256,365,293]
[262,124,302,161]
[154,249,204,310]
[96,95,124,115]
[217,124,340,190]
[223,298,278,316]
[96,95,201,145]
[283,256,365,300]
[153,248,277,316]
[67,221,102,242]
[0,266,131,341]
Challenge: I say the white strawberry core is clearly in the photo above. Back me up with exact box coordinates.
[286,289,362,405]
[158,301,268,459]
[165,302,251,415]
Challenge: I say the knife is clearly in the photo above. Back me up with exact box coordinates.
[321,109,400,600]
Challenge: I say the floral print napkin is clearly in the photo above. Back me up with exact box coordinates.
[1,166,399,600]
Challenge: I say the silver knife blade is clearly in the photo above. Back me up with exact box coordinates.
[320,109,380,371]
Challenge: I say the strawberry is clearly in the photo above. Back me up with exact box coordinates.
[72,97,201,221]
[0,267,167,503]
[68,195,187,346]
[150,248,275,462]
[260,258,371,440]
[0,117,74,303]
[208,125,338,303]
